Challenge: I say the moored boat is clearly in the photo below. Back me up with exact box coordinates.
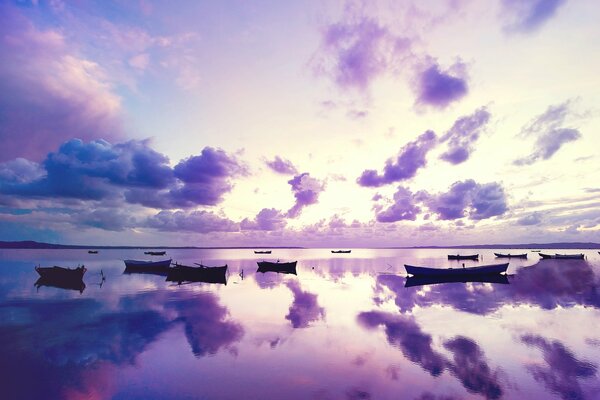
[88,250,98,254]
[144,251,167,256]
[405,263,509,277]
[124,259,172,272]
[539,253,584,260]
[331,250,351,254]
[448,254,479,261]
[254,250,272,254]
[405,274,510,288]
[494,252,527,259]
[166,263,227,284]
[257,260,297,274]
[35,265,87,280]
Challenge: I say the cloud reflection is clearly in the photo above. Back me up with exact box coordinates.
[285,281,325,328]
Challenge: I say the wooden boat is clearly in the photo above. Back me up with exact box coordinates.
[144,251,167,256]
[88,250,98,254]
[494,252,527,259]
[405,274,510,288]
[404,263,509,277]
[124,259,172,272]
[35,277,86,293]
[254,250,272,254]
[166,263,227,284]
[531,250,541,252]
[35,265,87,280]
[331,250,351,254]
[539,253,585,260]
[448,254,479,260]
[257,260,297,275]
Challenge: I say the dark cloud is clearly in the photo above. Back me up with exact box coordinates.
[420,179,508,220]
[414,60,468,109]
[357,130,437,187]
[241,208,287,231]
[285,281,325,328]
[522,334,596,400]
[376,186,420,222]
[75,208,137,231]
[287,173,325,217]
[265,156,298,175]
[145,210,239,233]
[514,101,582,165]
[501,0,568,33]
[439,107,491,164]
[0,6,123,162]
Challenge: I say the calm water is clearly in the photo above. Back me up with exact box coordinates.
[1,248,600,400]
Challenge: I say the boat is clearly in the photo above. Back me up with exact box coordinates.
[494,252,527,259]
[531,250,541,252]
[144,251,167,256]
[166,263,227,284]
[331,250,351,254]
[254,250,272,254]
[405,274,510,288]
[123,259,172,272]
[257,260,297,275]
[448,254,479,260]
[404,263,509,277]
[88,250,98,254]
[35,277,86,293]
[35,265,87,280]
[539,253,585,260]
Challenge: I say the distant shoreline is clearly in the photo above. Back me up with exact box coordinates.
[1,240,600,250]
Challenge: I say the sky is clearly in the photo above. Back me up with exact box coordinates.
[0,0,599,247]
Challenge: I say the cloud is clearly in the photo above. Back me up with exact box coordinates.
[0,158,45,184]
[376,187,420,222]
[265,156,298,175]
[420,179,508,220]
[514,101,583,165]
[0,5,123,162]
[501,0,568,33]
[439,107,491,164]
[145,210,239,233]
[240,208,287,231]
[413,59,468,109]
[75,208,137,232]
[357,130,437,187]
[285,281,325,328]
[286,173,325,217]
[517,211,543,226]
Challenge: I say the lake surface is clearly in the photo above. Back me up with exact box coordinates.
[1,248,600,400]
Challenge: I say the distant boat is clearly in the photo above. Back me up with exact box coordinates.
[257,260,297,275]
[124,259,172,272]
[539,253,585,260]
[331,250,351,254]
[144,251,167,256]
[88,250,98,254]
[35,277,86,293]
[35,265,87,280]
[254,250,272,254]
[405,263,509,277]
[405,274,510,288]
[494,252,527,259]
[448,254,479,261]
[166,263,227,284]
[531,250,541,252]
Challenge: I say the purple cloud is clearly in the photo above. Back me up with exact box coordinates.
[285,281,325,328]
[420,179,508,220]
[414,60,468,109]
[0,6,123,162]
[376,187,420,222]
[75,208,137,232]
[241,208,286,231]
[501,0,568,33]
[517,211,543,226]
[265,156,298,175]
[145,210,239,233]
[440,107,491,164]
[514,101,582,165]
[286,173,325,218]
[357,130,437,187]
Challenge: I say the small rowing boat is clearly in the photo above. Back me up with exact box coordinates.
[405,263,509,277]
[448,254,479,261]
[35,265,87,280]
[88,250,98,254]
[254,250,272,254]
[144,251,167,256]
[494,253,527,259]
[257,260,297,274]
[166,263,227,284]
[331,250,351,254]
[539,253,585,260]
[124,259,172,271]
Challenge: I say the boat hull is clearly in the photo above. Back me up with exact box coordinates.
[257,261,297,274]
[448,254,479,260]
[494,253,527,259]
[254,251,272,254]
[144,251,166,256]
[35,266,86,280]
[124,259,172,271]
[331,250,351,254]
[405,263,509,277]
[539,253,584,259]
[166,264,227,284]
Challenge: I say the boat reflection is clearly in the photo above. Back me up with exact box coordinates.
[34,276,86,293]
[166,263,227,285]
[404,273,510,287]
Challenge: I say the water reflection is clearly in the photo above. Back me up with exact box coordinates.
[34,276,86,293]
[285,281,325,328]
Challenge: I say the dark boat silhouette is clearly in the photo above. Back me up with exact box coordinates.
[257,260,297,275]
[405,274,510,287]
[405,263,509,277]
[35,265,87,280]
[35,276,86,293]
[144,251,167,256]
[448,254,479,260]
[494,252,527,259]
[254,250,272,254]
[539,253,584,260]
[331,250,351,254]
[166,263,227,284]
[88,250,98,254]
[124,259,172,272]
